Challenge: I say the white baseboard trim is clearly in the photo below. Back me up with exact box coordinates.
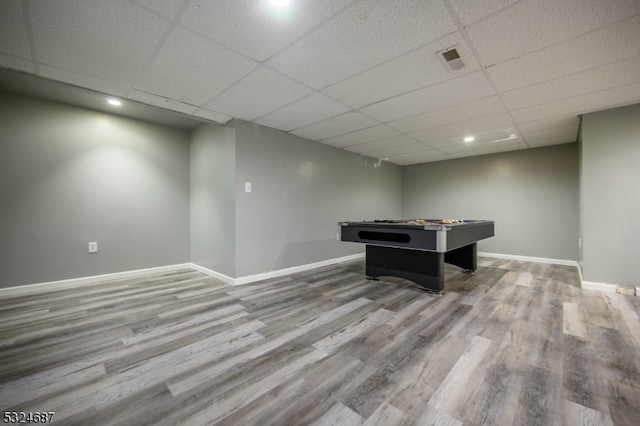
[4,254,634,297]
[233,253,365,286]
[0,254,366,296]
[0,263,193,297]
[191,253,365,286]
[188,263,235,285]
[581,281,618,293]
[478,252,579,268]
[574,280,636,296]
[577,262,583,283]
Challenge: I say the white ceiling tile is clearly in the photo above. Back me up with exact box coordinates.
[447,145,528,159]
[362,143,431,159]
[443,140,527,155]
[511,81,640,122]
[0,1,31,58]
[254,92,350,131]
[180,0,353,62]
[267,0,456,88]
[387,96,506,133]
[130,0,186,19]
[447,0,518,26]
[516,115,580,133]
[526,137,577,148]
[360,71,496,122]
[291,112,379,140]
[523,125,578,139]
[423,127,522,149]
[192,107,232,124]
[129,90,198,114]
[38,64,131,97]
[136,26,259,105]
[419,135,466,148]
[522,125,578,146]
[346,135,418,154]
[2,0,637,166]
[30,0,169,87]
[322,34,480,109]
[467,0,639,66]
[319,124,401,148]
[387,150,452,165]
[411,113,514,143]
[487,15,640,92]
[502,55,640,110]
[204,67,313,121]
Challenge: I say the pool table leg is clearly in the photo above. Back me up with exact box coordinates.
[444,243,477,272]
[365,245,445,292]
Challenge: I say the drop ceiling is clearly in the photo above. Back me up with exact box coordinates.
[1,0,639,165]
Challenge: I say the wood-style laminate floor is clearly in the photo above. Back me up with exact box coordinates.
[1,257,639,425]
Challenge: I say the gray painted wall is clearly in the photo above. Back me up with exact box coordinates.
[402,144,579,261]
[232,121,403,277]
[190,123,236,277]
[578,125,584,269]
[3,90,603,287]
[0,91,191,288]
[581,104,640,287]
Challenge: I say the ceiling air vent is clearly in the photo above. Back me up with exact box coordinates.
[438,46,465,71]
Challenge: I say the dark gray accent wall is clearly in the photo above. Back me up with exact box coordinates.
[581,103,640,287]
[402,144,579,261]
[0,91,191,288]
[190,124,236,277]
[232,121,403,277]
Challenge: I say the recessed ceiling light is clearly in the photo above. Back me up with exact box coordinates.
[464,136,475,143]
[107,98,122,107]
[270,0,291,7]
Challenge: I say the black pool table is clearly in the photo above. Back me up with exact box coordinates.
[339,219,495,292]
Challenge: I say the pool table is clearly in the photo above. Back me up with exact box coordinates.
[339,219,494,292]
